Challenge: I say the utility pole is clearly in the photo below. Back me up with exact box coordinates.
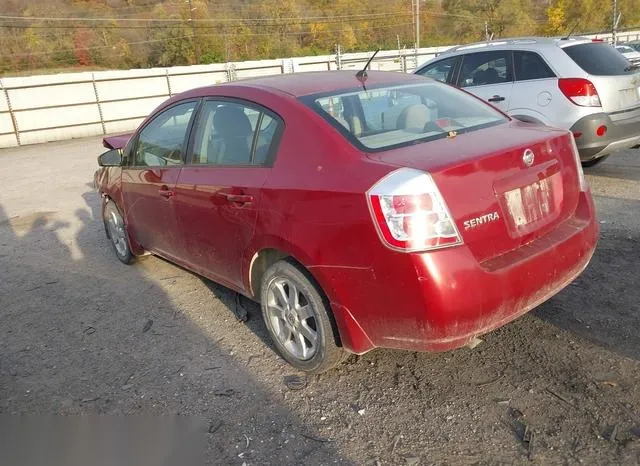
[485,21,489,41]
[414,0,420,49]
[612,0,617,44]
[188,0,200,64]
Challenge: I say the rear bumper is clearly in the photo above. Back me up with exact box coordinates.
[327,192,598,354]
[571,111,640,160]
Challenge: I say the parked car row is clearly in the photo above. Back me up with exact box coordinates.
[615,44,640,66]
[95,60,599,372]
[416,37,640,167]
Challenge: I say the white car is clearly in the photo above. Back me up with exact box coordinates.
[615,45,640,65]
[416,37,640,166]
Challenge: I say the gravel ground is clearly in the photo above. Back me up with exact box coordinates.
[0,138,639,465]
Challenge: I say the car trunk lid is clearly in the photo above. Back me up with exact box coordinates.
[590,73,640,116]
[561,41,640,115]
[367,122,582,263]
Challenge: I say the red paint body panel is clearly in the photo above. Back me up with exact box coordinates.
[103,133,133,150]
[174,166,267,289]
[96,71,599,356]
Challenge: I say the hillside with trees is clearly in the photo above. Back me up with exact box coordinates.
[0,0,637,74]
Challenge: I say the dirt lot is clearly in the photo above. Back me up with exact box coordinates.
[1,138,639,465]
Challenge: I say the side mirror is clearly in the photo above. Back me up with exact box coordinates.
[98,149,122,167]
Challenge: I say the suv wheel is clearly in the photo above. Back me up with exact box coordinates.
[582,155,609,168]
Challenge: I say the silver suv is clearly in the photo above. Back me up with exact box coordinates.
[416,37,640,166]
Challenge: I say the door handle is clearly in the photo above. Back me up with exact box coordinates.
[158,188,175,199]
[220,193,254,204]
[488,95,505,102]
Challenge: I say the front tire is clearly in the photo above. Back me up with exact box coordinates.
[103,200,135,264]
[260,260,344,373]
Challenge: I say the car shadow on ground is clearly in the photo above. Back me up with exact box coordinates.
[583,151,640,182]
[198,278,277,352]
[0,193,352,465]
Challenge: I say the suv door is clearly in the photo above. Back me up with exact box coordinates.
[508,50,558,124]
[456,50,514,113]
[175,99,283,290]
[415,55,460,84]
[121,100,198,260]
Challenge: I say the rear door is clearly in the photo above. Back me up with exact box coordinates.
[121,100,198,259]
[456,50,514,113]
[174,99,283,290]
[508,50,559,123]
[562,41,640,115]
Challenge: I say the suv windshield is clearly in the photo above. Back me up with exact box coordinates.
[303,81,506,151]
[563,42,634,75]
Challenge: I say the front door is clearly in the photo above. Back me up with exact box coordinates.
[121,101,198,260]
[175,99,283,290]
[457,50,514,113]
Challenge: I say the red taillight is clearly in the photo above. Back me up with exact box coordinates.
[367,168,462,252]
[558,78,602,107]
[569,133,588,192]
[596,125,607,137]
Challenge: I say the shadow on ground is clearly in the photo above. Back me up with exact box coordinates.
[0,193,351,465]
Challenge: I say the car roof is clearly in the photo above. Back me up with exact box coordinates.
[439,36,595,55]
[203,71,429,98]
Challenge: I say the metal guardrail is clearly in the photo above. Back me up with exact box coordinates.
[1,31,639,149]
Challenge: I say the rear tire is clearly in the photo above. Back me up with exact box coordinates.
[581,155,609,168]
[103,200,135,264]
[260,260,344,373]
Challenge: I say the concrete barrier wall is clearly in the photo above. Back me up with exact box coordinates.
[0,30,638,148]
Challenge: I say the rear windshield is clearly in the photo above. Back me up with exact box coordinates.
[303,81,506,151]
[563,42,634,76]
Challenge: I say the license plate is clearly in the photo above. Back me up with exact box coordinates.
[503,176,558,230]
[620,88,640,104]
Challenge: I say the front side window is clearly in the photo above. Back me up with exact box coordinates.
[133,102,196,167]
[190,100,281,166]
[514,51,556,81]
[458,51,512,88]
[305,81,507,151]
[416,56,458,83]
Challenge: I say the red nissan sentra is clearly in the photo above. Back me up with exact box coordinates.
[95,70,598,373]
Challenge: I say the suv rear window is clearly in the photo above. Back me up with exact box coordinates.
[303,82,506,151]
[563,42,634,76]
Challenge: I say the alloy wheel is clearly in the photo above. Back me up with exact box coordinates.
[265,277,319,361]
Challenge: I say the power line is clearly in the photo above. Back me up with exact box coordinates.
[0,12,412,24]
[0,22,415,59]
[0,15,412,30]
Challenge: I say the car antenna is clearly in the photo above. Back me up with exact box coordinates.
[564,20,580,40]
[356,49,380,90]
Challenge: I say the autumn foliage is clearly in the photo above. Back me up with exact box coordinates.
[0,0,636,74]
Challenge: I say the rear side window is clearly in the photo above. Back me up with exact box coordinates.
[190,100,282,166]
[563,42,634,76]
[416,56,458,83]
[304,81,506,151]
[514,51,555,81]
[458,51,513,88]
